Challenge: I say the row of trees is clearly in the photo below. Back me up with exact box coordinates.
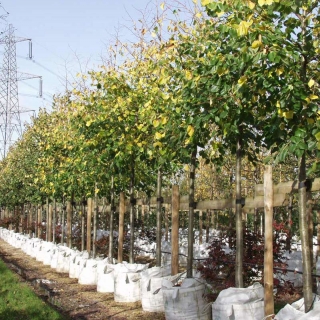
[0,0,319,313]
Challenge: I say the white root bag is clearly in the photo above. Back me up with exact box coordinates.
[212,283,264,320]
[140,265,171,312]
[114,263,148,302]
[96,259,117,293]
[275,297,320,320]
[162,278,212,320]
[56,248,73,273]
[69,252,89,279]
[78,258,101,285]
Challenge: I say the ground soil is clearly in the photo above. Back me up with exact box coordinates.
[0,239,165,320]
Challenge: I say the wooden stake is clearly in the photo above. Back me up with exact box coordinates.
[264,165,274,319]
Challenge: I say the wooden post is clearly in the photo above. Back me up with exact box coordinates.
[87,198,93,254]
[48,203,53,242]
[66,200,72,248]
[171,185,180,276]
[264,165,274,319]
[118,192,125,263]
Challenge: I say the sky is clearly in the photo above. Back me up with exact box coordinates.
[0,0,169,122]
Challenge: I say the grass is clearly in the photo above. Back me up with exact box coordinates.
[0,258,67,320]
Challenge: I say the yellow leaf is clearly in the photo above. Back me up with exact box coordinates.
[153,119,160,127]
[196,12,202,18]
[251,40,262,49]
[161,116,168,125]
[155,132,163,140]
[185,70,193,80]
[160,2,165,10]
[217,12,225,18]
[308,79,315,88]
[237,20,253,36]
[283,111,293,119]
[238,76,247,86]
[276,66,284,76]
[153,141,163,148]
[187,125,195,137]
[247,1,256,9]
[258,0,273,6]
[315,132,320,141]
[201,0,212,5]
[307,118,314,125]
[276,101,280,108]
[310,94,319,100]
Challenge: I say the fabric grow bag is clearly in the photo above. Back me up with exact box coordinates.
[78,258,101,285]
[140,265,171,312]
[69,251,89,279]
[162,278,211,320]
[212,283,264,320]
[96,258,116,293]
[97,264,116,293]
[114,263,148,302]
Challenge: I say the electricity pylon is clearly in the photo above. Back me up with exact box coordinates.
[0,24,42,158]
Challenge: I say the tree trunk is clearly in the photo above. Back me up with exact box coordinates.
[93,189,98,258]
[264,165,274,319]
[37,205,42,238]
[87,198,93,254]
[187,149,197,278]
[48,203,53,242]
[66,200,72,248]
[109,176,115,262]
[171,185,180,275]
[61,203,65,244]
[52,199,56,243]
[286,195,293,251]
[156,169,162,267]
[129,164,135,264]
[235,135,243,288]
[298,153,313,312]
[199,210,203,245]
[81,199,85,252]
[118,192,125,263]
[46,198,49,241]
